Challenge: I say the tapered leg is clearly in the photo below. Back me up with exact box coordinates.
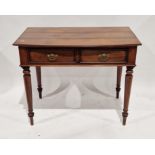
[116,66,122,98]
[22,67,34,125]
[36,66,42,99]
[122,66,134,125]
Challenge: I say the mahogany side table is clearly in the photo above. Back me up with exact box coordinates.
[13,27,141,126]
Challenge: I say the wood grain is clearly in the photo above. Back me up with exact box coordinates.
[22,67,34,125]
[116,66,122,98]
[122,66,134,125]
[14,27,141,126]
[13,27,141,47]
[36,66,42,99]
[81,49,127,63]
[29,48,75,63]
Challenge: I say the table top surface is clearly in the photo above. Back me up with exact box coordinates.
[13,27,141,47]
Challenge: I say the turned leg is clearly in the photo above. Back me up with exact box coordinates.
[36,66,42,99]
[22,67,34,125]
[122,66,134,125]
[116,66,122,98]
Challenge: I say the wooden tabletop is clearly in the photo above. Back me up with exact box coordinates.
[13,27,141,47]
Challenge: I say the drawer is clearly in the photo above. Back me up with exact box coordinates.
[81,48,127,63]
[28,48,75,64]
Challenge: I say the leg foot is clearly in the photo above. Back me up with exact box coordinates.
[122,112,128,126]
[37,88,42,99]
[28,112,34,125]
[116,88,121,99]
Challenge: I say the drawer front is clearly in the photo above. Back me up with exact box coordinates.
[81,49,127,63]
[28,48,75,64]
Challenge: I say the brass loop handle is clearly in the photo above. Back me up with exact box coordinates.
[98,53,109,62]
[47,53,58,61]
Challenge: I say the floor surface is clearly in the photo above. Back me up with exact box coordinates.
[0,67,155,139]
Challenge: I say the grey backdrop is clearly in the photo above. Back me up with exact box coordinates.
[0,16,155,138]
